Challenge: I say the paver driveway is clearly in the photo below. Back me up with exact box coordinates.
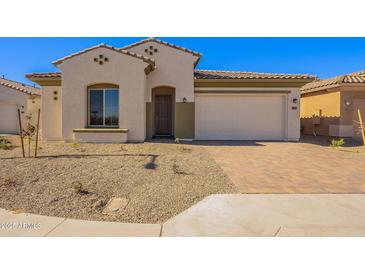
[199,136,365,193]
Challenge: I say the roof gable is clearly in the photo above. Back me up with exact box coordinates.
[53,44,155,73]
[121,38,202,66]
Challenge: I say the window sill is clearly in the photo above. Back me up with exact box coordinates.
[73,128,129,133]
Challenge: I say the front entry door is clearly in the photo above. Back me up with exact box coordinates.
[155,94,172,136]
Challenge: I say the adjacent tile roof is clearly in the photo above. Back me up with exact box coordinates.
[194,69,316,80]
[301,70,365,94]
[53,44,155,67]
[122,38,202,57]
[26,72,62,79]
[0,77,41,96]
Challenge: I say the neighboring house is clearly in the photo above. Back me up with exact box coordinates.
[300,70,365,140]
[26,38,315,143]
[0,77,41,134]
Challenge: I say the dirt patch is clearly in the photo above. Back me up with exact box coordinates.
[0,136,237,223]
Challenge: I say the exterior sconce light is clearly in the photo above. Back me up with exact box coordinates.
[345,100,351,106]
[182,97,187,103]
[292,98,298,104]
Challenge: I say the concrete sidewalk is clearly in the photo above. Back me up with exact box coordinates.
[162,194,365,236]
[2,194,365,236]
[0,209,161,237]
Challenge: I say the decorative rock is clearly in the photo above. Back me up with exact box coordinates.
[93,199,106,209]
[102,197,129,215]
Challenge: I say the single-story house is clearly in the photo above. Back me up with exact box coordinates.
[0,77,41,134]
[26,38,315,143]
[300,70,365,140]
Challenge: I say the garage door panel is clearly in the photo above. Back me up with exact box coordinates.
[195,94,286,140]
[0,104,19,134]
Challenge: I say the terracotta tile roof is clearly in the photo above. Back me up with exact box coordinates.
[194,69,316,80]
[26,72,62,79]
[0,77,41,96]
[301,70,365,94]
[53,44,155,67]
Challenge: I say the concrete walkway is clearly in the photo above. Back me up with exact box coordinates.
[0,209,161,237]
[162,194,365,236]
[2,194,365,236]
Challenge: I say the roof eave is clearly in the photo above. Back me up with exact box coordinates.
[0,81,41,96]
[300,82,365,95]
[194,78,315,83]
[26,76,62,87]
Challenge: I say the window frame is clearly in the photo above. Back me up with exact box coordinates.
[87,87,119,128]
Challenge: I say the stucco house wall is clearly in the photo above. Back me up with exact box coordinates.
[339,87,365,139]
[124,41,198,103]
[125,41,198,139]
[0,84,41,133]
[300,90,341,136]
[0,85,29,111]
[57,47,149,142]
[26,38,314,143]
[41,85,62,140]
[300,86,365,138]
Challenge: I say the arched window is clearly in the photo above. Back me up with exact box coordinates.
[88,84,119,127]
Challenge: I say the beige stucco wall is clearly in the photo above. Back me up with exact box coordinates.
[73,131,128,143]
[124,41,198,103]
[300,87,365,138]
[0,85,28,109]
[301,90,341,118]
[300,90,341,136]
[41,86,62,140]
[340,87,365,139]
[0,85,40,132]
[57,47,148,142]
[286,87,301,140]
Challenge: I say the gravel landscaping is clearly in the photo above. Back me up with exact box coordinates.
[0,136,237,223]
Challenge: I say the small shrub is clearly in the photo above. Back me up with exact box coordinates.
[2,177,16,187]
[172,164,188,175]
[71,142,79,149]
[330,138,345,148]
[180,145,191,152]
[0,137,12,150]
[72,182,89,195]
[175,138,181,144]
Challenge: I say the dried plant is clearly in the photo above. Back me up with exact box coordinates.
[71,142,79,150]
[22,114,36,157]
[2,177,16,187]
[72,182,89,195]
[0,137,12,150]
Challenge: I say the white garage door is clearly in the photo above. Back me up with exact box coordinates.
[0,104,19,134]
[195,94,286,140]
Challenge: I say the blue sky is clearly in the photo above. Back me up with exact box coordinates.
[1,37,365,86]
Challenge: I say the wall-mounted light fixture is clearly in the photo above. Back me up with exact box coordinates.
[345,100,351,106]
[292,98,298,104]
[182,97,187,103]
